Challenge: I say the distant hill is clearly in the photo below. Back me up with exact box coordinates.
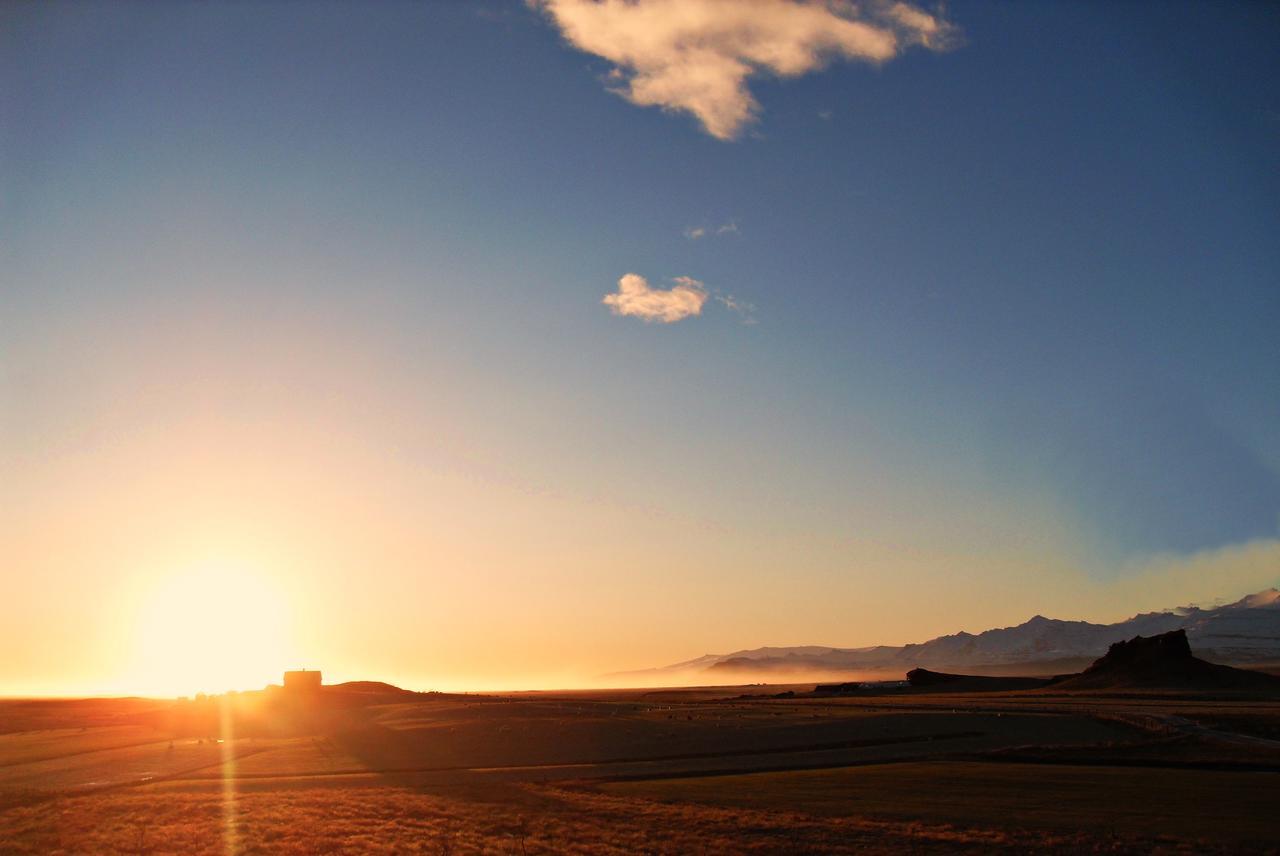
[904,669,1053,692]
[899,629,1280,694]
[607,587,1280,685]
[1052,629,1280,692]
[325,681,416,696]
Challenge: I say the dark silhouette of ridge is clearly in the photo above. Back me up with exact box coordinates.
[326,680,417,696]
[1052,629,1280,691]
[813,681,864,695]
[905,668,1053,692]
[900,630,1280,694]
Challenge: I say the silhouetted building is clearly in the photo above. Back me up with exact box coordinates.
[283,669,322,693]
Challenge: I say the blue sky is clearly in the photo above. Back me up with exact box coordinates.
[3,1,1279,691]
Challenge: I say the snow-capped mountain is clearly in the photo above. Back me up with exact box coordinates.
[610,588,1280,684]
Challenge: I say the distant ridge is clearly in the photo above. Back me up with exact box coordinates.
[1053,629,1280,691]
[904,669,1051,692]
[326,681,416,696]
[608,587,1280,685]
[898,629,1280,694]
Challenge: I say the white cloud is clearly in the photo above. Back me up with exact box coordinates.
[603,273,708,322]
[684,219,738,240]
[532,0,958,139]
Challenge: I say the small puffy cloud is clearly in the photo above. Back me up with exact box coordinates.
[603,273,708,322]
[532,0,958,139]
[684,225,707,240]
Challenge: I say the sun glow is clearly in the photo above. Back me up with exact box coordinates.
[124,561,296,697]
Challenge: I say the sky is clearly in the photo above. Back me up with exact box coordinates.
[2,0,1279,696]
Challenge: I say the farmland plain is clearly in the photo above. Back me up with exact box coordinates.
[2,685,1278,853]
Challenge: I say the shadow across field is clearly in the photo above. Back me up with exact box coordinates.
[3,684,1280,853]
[602,760,1280,848]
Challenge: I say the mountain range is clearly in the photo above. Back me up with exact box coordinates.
[611,587,1280,685]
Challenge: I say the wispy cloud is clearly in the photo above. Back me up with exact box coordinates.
[684,219,739,240]
[603,273,708,322]
[715,292,756,324]
[532,0,959,140]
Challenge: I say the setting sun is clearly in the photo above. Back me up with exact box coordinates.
[123,562,295,697]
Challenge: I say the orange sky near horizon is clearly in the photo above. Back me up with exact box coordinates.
[6,364,1278,698]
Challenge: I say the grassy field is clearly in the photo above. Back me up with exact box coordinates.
[1,688,1278,853]
[604,761,1280,847]
[0,737,246,793]
[0,725,163,768]
[1,779,1244,855]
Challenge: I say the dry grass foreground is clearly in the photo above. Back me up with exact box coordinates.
[0,778,1229,855]
[4,689,1279,853]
